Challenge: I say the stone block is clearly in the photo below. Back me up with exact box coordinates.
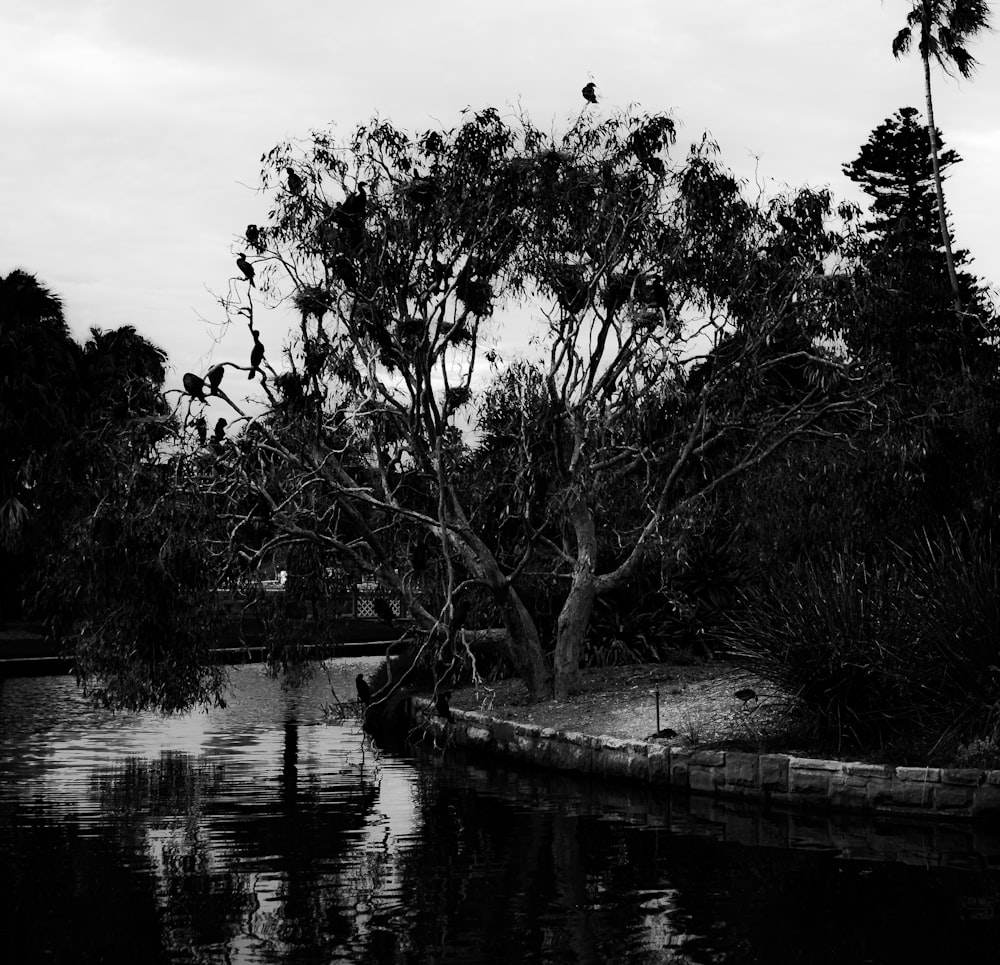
[647,744,670,782]
[844,762,892,779]
[896,766,941,783]
[724,751,759,788]
[891,778,935,808]
[464,725,492,747]
[864,776,894,806]
[829,776,870,811]
[940,768,984,787]
[934,785,973,811]
[788,756,843,772]
[691,749,726,767]
[759,755,789,791]
[689,762,724,793]
[973,784,1000,816]
[669,748,692,787]
[789,765,836,796]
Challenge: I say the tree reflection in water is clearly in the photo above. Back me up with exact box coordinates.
[3,667,1000,963]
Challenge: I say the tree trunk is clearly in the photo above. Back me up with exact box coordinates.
[436,503,553,701]
[498,585,552,700]
[921,23,963,315]
[553,500,597,700]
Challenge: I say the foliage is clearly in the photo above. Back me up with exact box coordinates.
[0,271,176,624]
[37,459,230,712]
[724,524,1000,758]
[582,594,679,667]
[839,106,996,380]
[177,102,871,708]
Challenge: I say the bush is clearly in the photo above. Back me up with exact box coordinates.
[723,523,1000,759]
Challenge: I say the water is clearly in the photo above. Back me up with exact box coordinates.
[2,663,1000,963]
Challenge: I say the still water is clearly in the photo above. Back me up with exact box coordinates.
[2,662,1000,964]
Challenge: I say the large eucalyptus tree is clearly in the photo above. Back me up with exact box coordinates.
[192,105,864,702]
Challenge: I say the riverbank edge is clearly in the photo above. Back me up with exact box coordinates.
[404,697,1000,822]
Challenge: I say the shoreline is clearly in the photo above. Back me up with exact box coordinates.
[404,695,1000,824]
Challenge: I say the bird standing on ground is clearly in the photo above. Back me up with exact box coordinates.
[183,372,207,402]
[248,330,265,380]
[356,674,372,707]
[582,81,598,104]
[734,688,758,707]
[236,253,255,287]
[436,691,454,723]
[206,364,225,394]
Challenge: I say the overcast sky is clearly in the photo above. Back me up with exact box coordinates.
[4,0,999,395]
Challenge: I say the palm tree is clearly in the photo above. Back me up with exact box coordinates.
[891,0,991,315]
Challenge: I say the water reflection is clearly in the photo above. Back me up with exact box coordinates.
[2,665,1000,963]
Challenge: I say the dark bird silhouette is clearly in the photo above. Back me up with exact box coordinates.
[245,224,260,249]
[213,418,228,443]
[206,364,225,394]
[734,688,758,707]
[582,81,598,104]
[182,372,207,401]
[646,727,678,741]
[286,166,304,195]
[405,176,437,207]
[435,691,454,723]
[248,330,264,379]
[371,597,395,626]
[340,182,367,221]
[356,674,372,707]
[335,182,368,250]
[194,416,207,446]
[236,253,255,287]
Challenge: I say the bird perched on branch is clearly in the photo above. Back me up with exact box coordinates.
[356,674,372,707]
[582,81,598,104]
[236,253,255,287]
[245,224,261,249]
[206,364,225,395]
[248,329,264,380]
[182,372,207,402]
[334,182,368,250]
[194,416,207,446]
[213,418,228,443]
[435,691,454,723]
[286,166,304,195]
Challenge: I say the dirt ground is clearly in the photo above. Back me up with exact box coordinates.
[448,659,791,746]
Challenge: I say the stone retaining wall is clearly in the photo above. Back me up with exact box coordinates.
[406,698,1000,821]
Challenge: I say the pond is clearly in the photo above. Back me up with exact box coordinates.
[2,662,999,963]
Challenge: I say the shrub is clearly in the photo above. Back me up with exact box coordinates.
[723,523,1000,758]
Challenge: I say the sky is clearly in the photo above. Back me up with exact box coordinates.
[4,0,1000,398]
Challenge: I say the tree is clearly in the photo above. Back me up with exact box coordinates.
[189,106,865,703]
[891,0,991,314]
[841,106,993,376]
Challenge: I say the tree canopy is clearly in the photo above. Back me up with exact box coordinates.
[173,105,869,702]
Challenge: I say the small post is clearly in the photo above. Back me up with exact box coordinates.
[655,688,660,734]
